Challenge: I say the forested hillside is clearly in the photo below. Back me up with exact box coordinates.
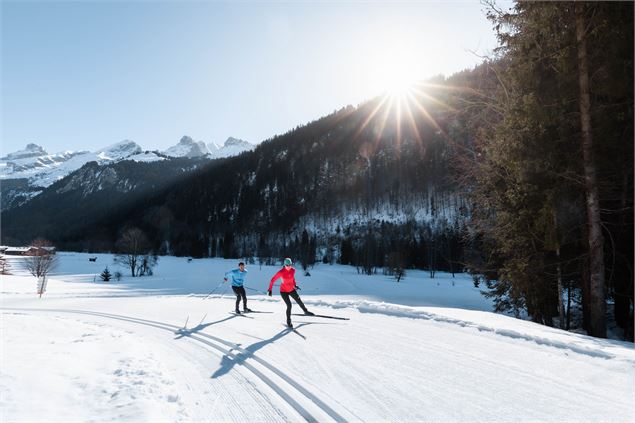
[2,75,476,271]
[1,157,214,250]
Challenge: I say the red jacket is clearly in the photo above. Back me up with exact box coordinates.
[269,267,297,293]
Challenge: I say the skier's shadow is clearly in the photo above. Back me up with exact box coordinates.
[211,323,311,379]
[174,314,238,339]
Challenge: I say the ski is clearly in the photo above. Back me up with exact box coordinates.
[229,312,254,318]
[243,310,273,314]
[283,324,306,339]
[291,313,349,320]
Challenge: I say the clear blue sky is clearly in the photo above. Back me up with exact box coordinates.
[2,0,503,155]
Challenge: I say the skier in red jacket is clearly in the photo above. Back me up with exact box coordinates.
[268,257,314,328]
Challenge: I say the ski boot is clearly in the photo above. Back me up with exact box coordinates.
[243,308,252,313]
[303,310,315,316]
[287,319,293,328]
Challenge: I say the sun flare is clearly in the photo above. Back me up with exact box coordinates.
[368,39,422,99]
[353,35,463,152]
[373,61,420,98]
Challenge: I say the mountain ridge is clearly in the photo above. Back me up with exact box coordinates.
[0,136,253,210]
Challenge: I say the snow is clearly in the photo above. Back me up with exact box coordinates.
[208,137,254,159]
[0,141,159,189]
[126,152,167,163]
[162,136,253,159]
[163,136,210,158]
[1,138,253,196]
[2,253,634,422]
[0,143,48,160]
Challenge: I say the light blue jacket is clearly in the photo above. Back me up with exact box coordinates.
[225,268,247,287]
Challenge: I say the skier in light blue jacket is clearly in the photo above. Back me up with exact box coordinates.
[225,262,251,314]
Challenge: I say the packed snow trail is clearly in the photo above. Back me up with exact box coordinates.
[2,255,634,423]
[2,307,357,423]
[4,297,633,423]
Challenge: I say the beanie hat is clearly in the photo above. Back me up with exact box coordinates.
[284,258,293,266]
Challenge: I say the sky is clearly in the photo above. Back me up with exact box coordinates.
[1,0,504,155]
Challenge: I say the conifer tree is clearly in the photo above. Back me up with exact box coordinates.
[100,267,112,281]
[467,2,633,336]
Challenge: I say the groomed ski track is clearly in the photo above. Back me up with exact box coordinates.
[3,255,634,423]
[2,307,358,423]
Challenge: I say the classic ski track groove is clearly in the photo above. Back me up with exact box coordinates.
[2,307,354,423]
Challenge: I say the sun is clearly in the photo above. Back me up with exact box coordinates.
[376,63,420,98]
[350,35,457,153]
[384,72,417,98]
[368,41,422,98]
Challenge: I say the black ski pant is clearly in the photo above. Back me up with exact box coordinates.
[280,290,308,322]
[232,286,247,311]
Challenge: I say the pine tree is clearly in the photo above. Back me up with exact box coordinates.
[466,2,633,336]
[100,267,112,282]
[340,238,353,265]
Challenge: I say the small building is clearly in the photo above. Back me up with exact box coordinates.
[4,247,30,256]
[4,246,56,256]
[23,246,56,256]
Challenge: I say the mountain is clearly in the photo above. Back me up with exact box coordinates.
[1,79,470,264]
[0,156,215,249]
[0,140,163,210]
[0,179,44,211]
[0,143,48,160]
[209,137,254,159]
[0,136,252,211]
[163,136,210,158]
[1,140,159,188]
[162,136,253,159]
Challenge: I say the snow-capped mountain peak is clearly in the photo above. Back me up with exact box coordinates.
[95,140,143,161]
[1,143,48,160]
[1,135,253,210]
[163,136,252,159]
[224,137,250,148]
[163,136,210,158]
[207,137,254,159]
[0,139,155,207]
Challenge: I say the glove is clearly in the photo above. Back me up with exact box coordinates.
[267,290,272,296]
[295,286,301,291]
[223,278,227,282]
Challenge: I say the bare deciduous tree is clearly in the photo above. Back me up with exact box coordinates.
[114,227,156,277]
[24,238,58,279]
[387,251,405,282]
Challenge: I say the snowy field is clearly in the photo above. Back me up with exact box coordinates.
[1,252,634,423]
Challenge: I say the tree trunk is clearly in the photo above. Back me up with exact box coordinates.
[566,278,572,330]
[614,167,632,335]
[554,211,565,329]
[556,253,565,329]
[575,3,607,338]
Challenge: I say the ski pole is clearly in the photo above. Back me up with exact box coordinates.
[203,280,225,300]
[244,286,268,295]
[219,281,230,299]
